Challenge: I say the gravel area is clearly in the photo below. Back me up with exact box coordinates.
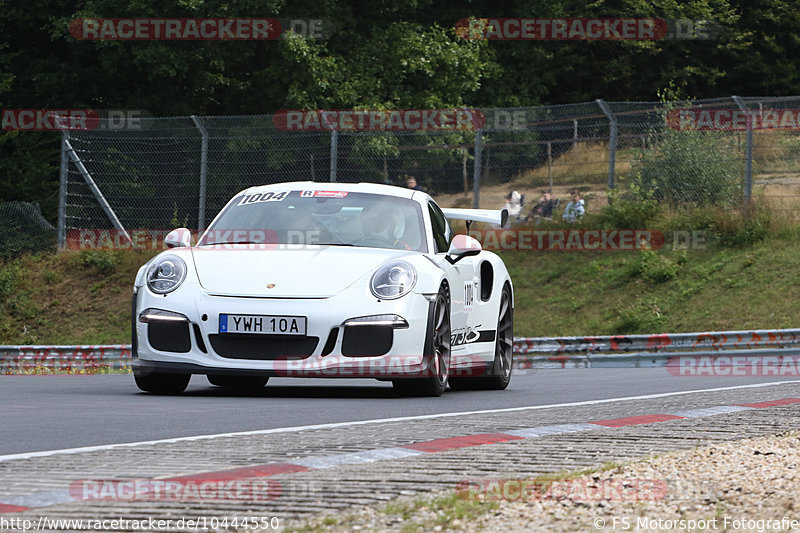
[290,431,800,532]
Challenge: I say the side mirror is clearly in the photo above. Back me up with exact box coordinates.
[446,234,482,264]
[164,228,192,248]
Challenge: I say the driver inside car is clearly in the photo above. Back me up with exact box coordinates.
[360,205,410,249]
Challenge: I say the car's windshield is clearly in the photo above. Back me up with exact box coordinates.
[199,189,428,252]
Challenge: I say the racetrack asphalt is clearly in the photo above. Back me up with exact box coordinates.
[1,369,796,455]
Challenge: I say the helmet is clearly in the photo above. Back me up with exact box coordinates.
[362,205,405,242]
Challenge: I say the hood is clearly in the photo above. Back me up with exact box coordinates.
[191,245,412,298]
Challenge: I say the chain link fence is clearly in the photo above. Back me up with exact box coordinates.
[4,96,800,257]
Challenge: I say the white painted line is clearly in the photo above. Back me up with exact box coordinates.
[2,380,799,464]
[504,423,598,438]
[4,489,73,509]
[669,405,755,418]
[289,447,424,469]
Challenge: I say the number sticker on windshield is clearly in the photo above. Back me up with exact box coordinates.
[238,191,289,206]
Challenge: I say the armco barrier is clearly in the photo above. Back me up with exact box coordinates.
[0,345,131,374]
[2,329,800,373]
[515,329,800,354]
[514,328,800,368]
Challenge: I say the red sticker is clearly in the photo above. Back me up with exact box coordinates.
[301,190,349,198]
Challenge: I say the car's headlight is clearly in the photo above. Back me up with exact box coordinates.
[146,255,187,294]
[370,260,416,299]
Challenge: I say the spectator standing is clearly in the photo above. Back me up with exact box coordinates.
[406,175,424,191]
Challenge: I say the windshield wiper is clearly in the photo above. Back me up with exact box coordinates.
[317,243,355,247]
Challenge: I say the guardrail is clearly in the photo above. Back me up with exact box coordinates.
[515,329,800,354]
[514,329,800,369]
[0,345,131,374]
[3,328,800,373]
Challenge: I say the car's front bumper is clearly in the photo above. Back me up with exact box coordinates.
[133,284,438,379]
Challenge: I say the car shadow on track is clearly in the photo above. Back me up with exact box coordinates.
[180,384,401,399]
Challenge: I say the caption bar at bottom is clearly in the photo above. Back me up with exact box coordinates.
[595,515,800,531]
[0,515,280,532]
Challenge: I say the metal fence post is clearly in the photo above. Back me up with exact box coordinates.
[57,131,69,251]
[64,138,132,245]
[732,96,753,206]
[330,129,338,182]
[190,115,209,231]
[572,119,578,149]
[472,129,483,208]
[596,99,617,190]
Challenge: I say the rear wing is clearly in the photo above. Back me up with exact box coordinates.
[441,208,508,228]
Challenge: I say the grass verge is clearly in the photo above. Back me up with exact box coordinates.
[1,202,799,344]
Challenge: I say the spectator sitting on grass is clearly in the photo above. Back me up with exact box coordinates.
[562,191,585,223]
[527,190,558,224]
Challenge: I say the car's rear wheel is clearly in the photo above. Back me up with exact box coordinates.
[393,286,450,397]
[207,375,269,391]
[449,284,513,391]
[134,373,190,395]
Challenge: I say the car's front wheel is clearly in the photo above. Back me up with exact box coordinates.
[393,286,451,397]
[207,375,269,391]
[449,284,513,391]
[134,373,190,394]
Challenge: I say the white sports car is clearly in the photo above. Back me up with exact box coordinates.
[132,182,513,396]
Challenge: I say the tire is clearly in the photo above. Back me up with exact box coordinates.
[135,373,190,394]
[393,286,451,397]
[449,284,513,391]
[207,375,269,391]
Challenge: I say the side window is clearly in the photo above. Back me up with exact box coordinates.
[428,202,453,253]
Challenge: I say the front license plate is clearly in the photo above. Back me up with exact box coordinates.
[219,314,307,335]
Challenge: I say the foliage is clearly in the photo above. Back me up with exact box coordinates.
[6,216,800,343]
[1,0,798,222]
[0,264,17,300]
[710,208,771,247]
[614,299,666,334]
[636,249,680,283]
[662,205,772,248]
[631,128,742,208]
[76,250,119,275]
[599,187,662,230]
